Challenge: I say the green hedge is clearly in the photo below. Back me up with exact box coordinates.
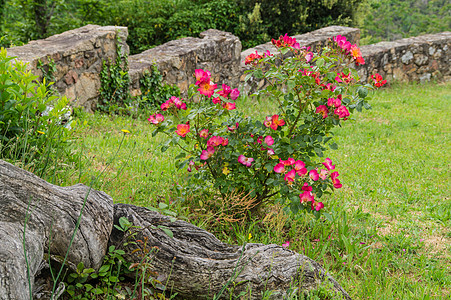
[1,0,363,52]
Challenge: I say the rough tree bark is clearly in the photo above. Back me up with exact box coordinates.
[111,204,352,300]
[0,160,114,300]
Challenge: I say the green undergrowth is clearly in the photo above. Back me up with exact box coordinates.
[51,81,450,299]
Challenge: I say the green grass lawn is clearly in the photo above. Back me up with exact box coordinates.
[54,81,450,299]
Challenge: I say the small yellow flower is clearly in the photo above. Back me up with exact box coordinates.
[194,143,199,149]
[271,155,279,160]
[37,131,45,135]
[121,129,130,134]
[222,166,230,175]
[248,233,252,240]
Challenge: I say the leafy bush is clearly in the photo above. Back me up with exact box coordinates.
[0,48,73,171]
[149,34,386,216]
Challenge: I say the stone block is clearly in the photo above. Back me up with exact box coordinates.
[64,70,79,85]
[7,25,128,110]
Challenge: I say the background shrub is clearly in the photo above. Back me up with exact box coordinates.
[0,0,363,52]
[2,0,449,52]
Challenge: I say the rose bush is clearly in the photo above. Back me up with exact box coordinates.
[149,34,386,217]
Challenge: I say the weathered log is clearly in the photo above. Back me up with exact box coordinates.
[111,204,352,300]
[0,159,351,299]
[0,160,114,300]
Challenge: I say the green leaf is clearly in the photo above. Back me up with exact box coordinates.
[118,217,131,230]
[329,142,338,150]
[98,265,110,273]
[254,69,263,79]
[350,68,360,81]
[83,268,95,274]
[314,147,323,157]
[159,226,174,238]
[159,202,168,210]
[265,163,274,172]
[287,80,296,90]
[316,58,325,67]
[77,262,84,272]
[92,288,104,295]
[175,151,186,160]
[357,86,368,98]
[356,101,364,112]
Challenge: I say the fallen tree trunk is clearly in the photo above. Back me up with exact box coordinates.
[111,204,352,300]
[0,159,351,299]
[0,160,114,300]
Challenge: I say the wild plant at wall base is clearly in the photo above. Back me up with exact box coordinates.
[97,32,131,114]
[137,64,180,111]
[148,35,386,217]
[0,48,73,172]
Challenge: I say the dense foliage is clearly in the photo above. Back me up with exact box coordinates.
[357,0,450,44]
[2,0,447,52]
[1,0,365,52]
[0,48,73,173]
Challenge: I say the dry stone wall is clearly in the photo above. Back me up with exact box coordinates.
[357,32,451,83]
[6,25,128,112]
[129,29,241,98]
[6,25,450,111]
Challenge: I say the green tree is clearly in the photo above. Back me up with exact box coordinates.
[235,0,364,48]
[357,0,451,44]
